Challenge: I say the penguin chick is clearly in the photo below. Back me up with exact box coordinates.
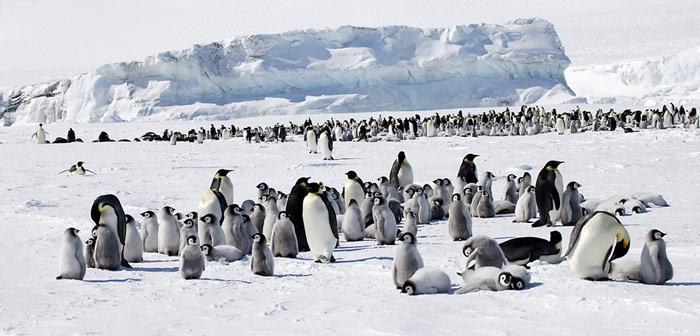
[57,228,86,280]
[392,232,424,289]
[201,244,244,262]
[640,229,673,285]
[455,267,511,294]
[251,233,274,276]
[180,236,205,280]
[463,236,508,270]
[401,267,451,295]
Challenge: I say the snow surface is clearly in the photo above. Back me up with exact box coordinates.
[1,109,699,335]
[1,19,573,125]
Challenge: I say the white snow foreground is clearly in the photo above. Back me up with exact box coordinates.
[1,18,574,125]
[567,46,700,106]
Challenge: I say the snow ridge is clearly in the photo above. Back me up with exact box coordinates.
[2,18,573,124]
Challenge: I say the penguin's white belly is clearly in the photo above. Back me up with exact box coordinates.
[198,191,223,222]
[569,224,617,279]
[306,132,317,152]
[303,195,336,261]
[219,180,234,205]
[549,172,563,222]
[319,134,332,159]
[344,182,364,208]
[36,129,46,143]
[397,164,413,187]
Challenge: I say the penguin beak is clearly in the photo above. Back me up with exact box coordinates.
[660,232,666,237]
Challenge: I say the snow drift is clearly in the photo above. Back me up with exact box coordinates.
[1,18,573,124]
[566,46,700,106]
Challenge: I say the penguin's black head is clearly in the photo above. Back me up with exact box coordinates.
[85,237,95,245]
[91,194,123,226]
[464,153,479,161]
[295,177,311,186]
[528,186,536,193]
[257,182,268,190]
[545,160,564,169]
[77,161,85,166]
[432,178,443,185]
[401,280,416,295]
[175,212,185,220]
[251,233,265,243]
[399,232,416,244]
[277,191,287,199]
[507,174,516,181]
[373,197,384,205]
[200,244,212,255]
[423,184,432,192]
[187,211,198,220]
[345,171,358,179]
[443,178,452,186]
[481,191,489,197]
[216,169,233,177]
[398,151,406,161]
[372,191,382,198]
[277,211,288,220]
[187,235,198,245]
[550,231,563,245]
[163,206,175,215]
[510,277,525,290]
[125,214,134,223]
[477,185,483,191]
[261,195,268,202]
[487,172,495,179]
[649,229,666,241]
[307,183,322,194]
[183,219,195,228]
[498,272,512,287]
[241,214,251,223]
[452,193,462,202]
[377,176,388,183]
[517,177,523,183]
[199,214,217,224]
[434,199,443,206]
[66,227,79,236]
[364,191,374,198]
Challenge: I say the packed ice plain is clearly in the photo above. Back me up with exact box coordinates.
[1,109,700,335]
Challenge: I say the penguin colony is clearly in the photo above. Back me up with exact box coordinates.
[58,139,676,295]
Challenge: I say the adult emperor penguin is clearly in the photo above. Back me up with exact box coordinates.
[210,169,234,205]
[640,229,673,285]
[306,127,318,154]
[448,194,473,241]
[457,154,479,185]
[565,211,630,280]
[302,183,339,263]
[318,128,334,160]
[251,233,274,276]
[140,211,159,252]
[271,211,299,258]
[286,177,311,252]
[32,123,48,144]
[389,151,413,188]
[341,200,364,242]
[560,182,583,226]
[532,161,564,227]
[93,224,121,270]
[503,174,518,204]
[91,194,131,268]
[124,215,143,262]
[180,236,205,280]
[372,197,397,245]
[499,231,563,267]
[157,206,181,256]
[401,267,452,295]
[197,186,228,228]
[343,171,366,209]
[392,232,424,289]
[57,228,86,280]
[58,161,96,175]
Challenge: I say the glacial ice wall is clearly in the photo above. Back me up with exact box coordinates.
[2,18,573,124]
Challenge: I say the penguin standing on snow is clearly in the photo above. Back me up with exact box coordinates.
[532,161,564,227]
[209,169,234,205]
[392,232,424,289]
[343,171,366,209]
[286,177,312,252]
[180,236,205,280]
[640,229,673,285]
[123,215,143,262]
[140,211,159,252]
[457,154,479,184]
[318,127,334,160]
[57,228,86,280]
[560,181,583,226]
[250,233,274,276]
[271,211,298,258]
[302,183,339,263]
[389,151,413,188]
[90,194,131,268]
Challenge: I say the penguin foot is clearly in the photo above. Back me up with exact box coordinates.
[56,275,63,280]
[121,259,133,268]
[531,220,547,228]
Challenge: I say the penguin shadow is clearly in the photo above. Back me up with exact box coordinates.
[334,256,393,264]
[664,282,700,287]
[335,245,376,252]
[83,278,142,283]
[525,282,543,290]
[199,278,252,284]
[272,273,312,278]
[131,266,179,273]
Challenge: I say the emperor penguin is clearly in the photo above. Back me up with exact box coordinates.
[462,236,509,270]
[360,191,375,226]
[503,174,518,204]
[457,153,479,185]
[262,195,280,240]
[476,191,496,218]
[124,215,143,262]
[302,183,339,263]
[200,214,227,247]
[402,209,418,237]
[514,186,537,223]
[157,206,181,256]
[201,244,244,262]
[179,236,205,280]
[477,171,495,199]
[210,169,234,205]
[306,127,318,153]
[517,172,532,198]
[57,228,86,280]
[91,194,131,268]
[378,176,403,202]
[533,160,564,227]
[318,128,334,160]
[276,191,288,210]
[560,182,583,226]
[565,211,630,280]
[429,198,445,220]
[32,123,48,144]
[372,197,397,245]
[448,194,473,241]
[250,203,266,235]
[341,199,365,242]
[343,171,366,209]
[93,224,121,271]
[286,177,311,252]
[197,188,228,226]
[499,231,563,267]
[400,267,452,295]
[178,218,198,256]
[58,161,96,176]
[85,236,96,268]
[389,151,413,188]
[392,232,424,289]
[271,211,299,258]
[170,133,177,145]
[455,267,511,294]
[251,233,274,276]
[140,211,159,252]
[631,192,669,207]
[415,188,431,224]
[640,229,673,285]
[555,116,566,134]
[256,183,270,201]
[470,185,484,215]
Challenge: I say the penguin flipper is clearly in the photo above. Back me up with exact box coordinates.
[389,160,400,187]
[564,212,594,256]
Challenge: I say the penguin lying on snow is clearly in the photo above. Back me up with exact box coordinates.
[499,231,563,268]
[58,161,96,175]
[401,267,452,295]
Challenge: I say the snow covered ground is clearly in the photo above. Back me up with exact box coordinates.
[1,110,699,335]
